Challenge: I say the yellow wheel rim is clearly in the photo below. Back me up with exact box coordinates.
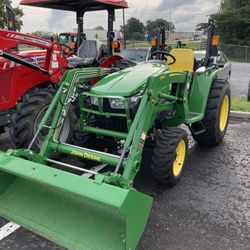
[219,95,229,132]
[173,140,186,177]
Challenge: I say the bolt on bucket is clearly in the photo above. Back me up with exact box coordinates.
[0,152,152,250]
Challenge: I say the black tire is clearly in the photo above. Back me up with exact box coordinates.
[191,79,231,146]
[151,128,188,187]
[73,130,96,167]
[10,88,76,152]
[0,110,10,135]
[0,126,5,135]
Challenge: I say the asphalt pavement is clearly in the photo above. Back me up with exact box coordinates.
[0,119,249,250]
[230,62,250,97]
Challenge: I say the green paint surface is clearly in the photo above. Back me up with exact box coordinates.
[91,63,167,96]
[0,152,152,250]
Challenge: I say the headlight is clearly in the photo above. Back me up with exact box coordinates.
[129,94,142,106]
[109,94,142,110]
[109,98,124,109]
[90,96,98,106]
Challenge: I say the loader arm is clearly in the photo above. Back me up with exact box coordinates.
[0,50,49,75]
[0,29,67,83]
[0,29,53,51]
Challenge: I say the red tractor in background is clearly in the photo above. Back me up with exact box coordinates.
[0,30,68,130]
[0,0,130,150]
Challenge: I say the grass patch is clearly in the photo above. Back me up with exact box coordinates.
[126,43,151,49]
[231,97,250,112]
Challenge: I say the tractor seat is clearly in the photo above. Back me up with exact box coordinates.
[168,49,195,72]
[67,40,99,68]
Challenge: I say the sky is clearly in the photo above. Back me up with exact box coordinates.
[12,0,221,33]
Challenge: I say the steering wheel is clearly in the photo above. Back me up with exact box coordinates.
[59,43,75,57]
[151,51,176,65]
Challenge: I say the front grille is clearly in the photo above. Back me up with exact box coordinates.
[82,95,141,133]
[95,116,128,133]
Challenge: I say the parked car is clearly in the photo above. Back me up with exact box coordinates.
[121,48,151,63]
[194,50,232,81]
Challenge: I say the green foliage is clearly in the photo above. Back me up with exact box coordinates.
[231,97,250,112]
[120,17,176,41]
[146,19,175,37]
[195,22,209,32]
[212,0,250,45]
[130,32,145,41]
[220,0,250,12]
[220,0,231,12]
[30,30,54,40]
[0,0,23,31]
[121,17,145,40]
[94,26,104,31]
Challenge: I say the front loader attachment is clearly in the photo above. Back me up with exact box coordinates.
[0,67,161,249]
[0,152,152,250]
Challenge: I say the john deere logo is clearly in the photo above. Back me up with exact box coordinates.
[71,150,101,162]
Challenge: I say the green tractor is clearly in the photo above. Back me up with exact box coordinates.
[0,20,230,249]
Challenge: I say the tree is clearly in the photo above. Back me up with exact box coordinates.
[0,0,24,31]
[121,17,145,40]
[30,30,54,40]
[94,26,104,31]
[212,0,250,45]
[131,32,145,41]
[146,19,175,37]
[220,0,249,12]
[195,22,209,32]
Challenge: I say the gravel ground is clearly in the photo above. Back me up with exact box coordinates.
[0,119,249,250]
[230,62,250,97]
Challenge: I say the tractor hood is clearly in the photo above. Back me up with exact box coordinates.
[90,63,167,97]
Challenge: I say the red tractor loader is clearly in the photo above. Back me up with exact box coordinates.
[0,30,68,132]
[0,0,129,150]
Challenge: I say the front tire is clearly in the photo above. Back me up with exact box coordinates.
[151,128,188,187]
[191,79,231,146]
[0,126,5,137]
[73,130,97,167]
[10,88,76,152]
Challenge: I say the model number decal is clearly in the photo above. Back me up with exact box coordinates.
[1,56,46,69]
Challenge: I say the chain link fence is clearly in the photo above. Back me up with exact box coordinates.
[219,44,250,63]
[124,40,250,63]
[126,40,203,50]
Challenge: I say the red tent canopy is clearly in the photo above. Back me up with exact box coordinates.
[20,0,128,11]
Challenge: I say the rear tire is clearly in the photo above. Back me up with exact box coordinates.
[191,79,231,146]
[10,88,76,152]
[151,128,188,187]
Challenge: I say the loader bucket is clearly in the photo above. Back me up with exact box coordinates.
[0,152,152,250]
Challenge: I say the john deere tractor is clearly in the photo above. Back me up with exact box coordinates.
[0,19,230,249]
